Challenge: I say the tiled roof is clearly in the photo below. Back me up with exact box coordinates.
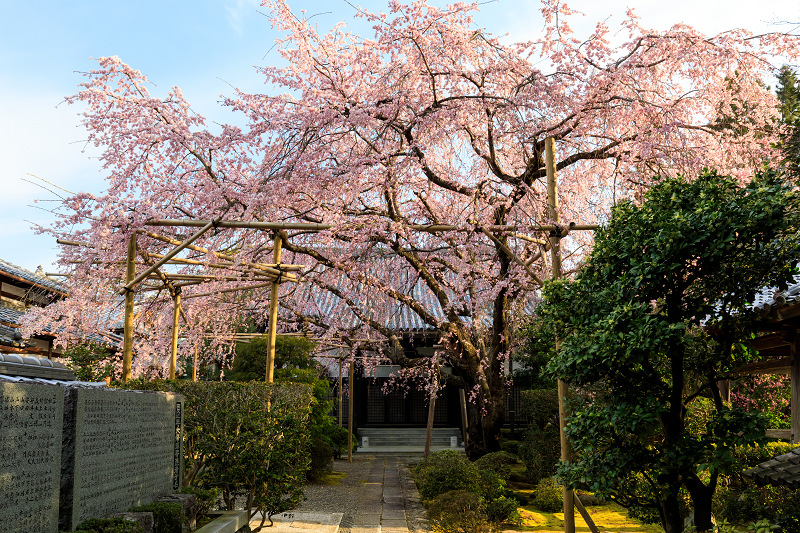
[0,258,68,294]
[744,447,800,489]
[0,304,122,347]
[751,268,800,311]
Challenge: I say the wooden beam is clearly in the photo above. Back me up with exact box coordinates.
[766,429,792,439]
[735,357,793,375]
[750,331,793,351]
[122,233,136,382]
[266,234,283,383]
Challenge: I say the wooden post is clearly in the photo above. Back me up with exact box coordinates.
[338,358,344,427]
[792,334,799,444]
[425,390,437,458]
[169,288,181,380]
[192,346,198,382]
[122,233,137,382]
[546,137,575,533]
[348,357,354,463]
[718,379,730,404]
[266,234,283,383]
[459,388,469,448]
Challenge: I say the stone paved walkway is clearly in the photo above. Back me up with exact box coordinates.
[288,455,429,533]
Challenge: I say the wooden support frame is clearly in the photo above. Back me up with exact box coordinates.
[266,233,283,383]
[547,137,576,533]
[170,288,181,380]
[792,335,799,444]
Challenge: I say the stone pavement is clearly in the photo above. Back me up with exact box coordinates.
[250,455,428,533]
[348,456,428,533]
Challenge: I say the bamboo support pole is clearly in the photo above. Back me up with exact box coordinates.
[170,289,181,380]
[348,357,354,463]
[266,234,283,383]
[119,219,220,294]
[142,230,292,278]
[182,282,274,300]
[574,496,600,533]
[338,361,344,427]
[122,234,137,382]
[144,218,597,233]
[547,137,575,533]
[192,347,198,382]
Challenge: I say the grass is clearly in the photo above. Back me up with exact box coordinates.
[311,470,347,486]
[506,502,663,532]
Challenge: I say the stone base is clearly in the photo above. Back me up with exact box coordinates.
[249,511,342,533]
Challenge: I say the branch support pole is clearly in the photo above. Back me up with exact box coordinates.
[547,137,575,533]
[266,233,283,383]
[170,288,181,380]
[338,360,344,427]
[122,233,137,382]
[348,357,354,463]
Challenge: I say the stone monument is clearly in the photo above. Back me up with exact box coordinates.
[0,381,64,533]
[60,387,184,531]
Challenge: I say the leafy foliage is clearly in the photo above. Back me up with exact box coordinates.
[129,502,183,533]
[426,490,495,533]
[69,517,143,533]
[776,66,800,174]
[538,172,800,532]
[62,342,116,381]
[531,477,563,513]
[121,380,314,531]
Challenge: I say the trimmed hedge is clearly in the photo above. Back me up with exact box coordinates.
[120,380,314,526]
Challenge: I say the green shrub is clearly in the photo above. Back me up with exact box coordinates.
[121,380,314,530]
[307,436,334,481]
[130,502,182,533]
[178,486,220,521]
[473,451,519,483]
[414,450,480,500]
[519,389,560,431]
[72,517,143,533]
[520,427,560,483]
[531,477,563,513]
[426,490,493,533]
[500,439,521,456]
[484,495,520,524]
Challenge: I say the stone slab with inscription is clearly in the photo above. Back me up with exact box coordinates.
[60,387,184,531]
[0,381,64,533]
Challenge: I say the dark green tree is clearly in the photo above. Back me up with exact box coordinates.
[776,66,800,174]
[62,341,116,381]
[226,335,317,381]
[538,171,800,533]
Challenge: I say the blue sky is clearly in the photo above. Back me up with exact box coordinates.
[1,0,798,274]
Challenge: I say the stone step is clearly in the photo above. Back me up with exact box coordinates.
[357,428,463,448]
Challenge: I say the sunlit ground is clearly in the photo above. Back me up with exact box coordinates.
[505,502,663,533]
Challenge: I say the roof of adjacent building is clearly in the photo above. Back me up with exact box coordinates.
[0,258,68,294]
[744,447,800,489]
[751,270,800,311]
